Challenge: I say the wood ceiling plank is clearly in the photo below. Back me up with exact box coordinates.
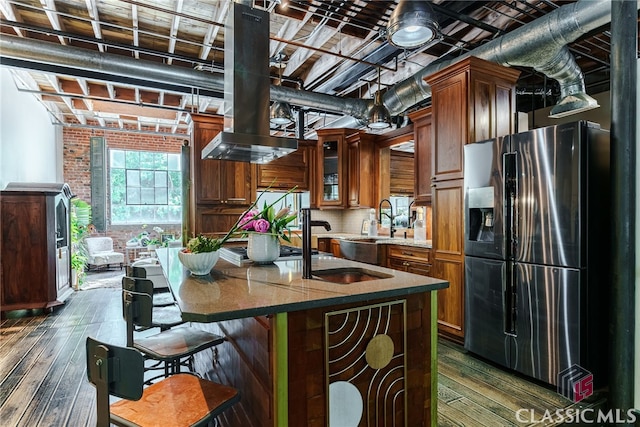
[0,0,25,37]
[59,78,84,95]
[90,100,177,120]
[86,82,109,98]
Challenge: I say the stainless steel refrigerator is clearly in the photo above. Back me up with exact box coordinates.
[463,121,610,387]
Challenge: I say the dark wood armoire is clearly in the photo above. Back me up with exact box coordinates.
[1,182,74,313]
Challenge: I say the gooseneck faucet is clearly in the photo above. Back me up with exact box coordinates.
[301,208,331,279]
[408,200,416,229]
[378,198,395,238]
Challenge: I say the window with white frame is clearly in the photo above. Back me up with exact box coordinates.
[109,149,181,224]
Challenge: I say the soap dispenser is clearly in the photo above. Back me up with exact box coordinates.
[414,207,426,242]
[367,208,378,237]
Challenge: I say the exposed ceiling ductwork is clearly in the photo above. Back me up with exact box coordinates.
[0,0,631,135]
[381,0,616,120]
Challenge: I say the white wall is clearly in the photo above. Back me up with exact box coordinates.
[0,67,62,190]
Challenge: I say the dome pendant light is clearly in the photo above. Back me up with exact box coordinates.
[387,0,440,49]
[368,67,391,130]
[270,101,294,125]
[270,55,294,126]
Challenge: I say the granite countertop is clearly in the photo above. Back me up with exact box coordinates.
[156,248,447,323]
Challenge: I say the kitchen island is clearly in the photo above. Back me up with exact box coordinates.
[156,248,448,427]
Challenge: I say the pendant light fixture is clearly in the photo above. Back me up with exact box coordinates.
[386,0,440,49]
[367,67,391,129]
[270,55,294,126]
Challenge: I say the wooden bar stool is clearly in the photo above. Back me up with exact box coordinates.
[86,336,239,427]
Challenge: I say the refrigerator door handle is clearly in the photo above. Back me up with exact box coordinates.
[504,263,517,335]
[503,151,518,259]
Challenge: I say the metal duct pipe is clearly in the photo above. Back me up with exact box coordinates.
[383,0,627,118]
[0,34,368,118]
[0,34,225,94]
[271,84,369,122]
[303,114,369,140]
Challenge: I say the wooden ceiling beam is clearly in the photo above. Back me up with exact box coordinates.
[84,0,105,52]
[0,0,25,37]
[199,0,228,61]
[166,0,183,65]
[39,0,66,45]
[131,3,140,59]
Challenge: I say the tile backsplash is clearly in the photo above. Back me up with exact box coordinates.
[310,208,371,235]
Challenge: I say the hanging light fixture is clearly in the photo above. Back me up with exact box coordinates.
[386,0,440,49]
[368,67,391,129]
[270,101,294,125]
[270,55,294,126]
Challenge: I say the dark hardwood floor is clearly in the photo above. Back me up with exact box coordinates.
[1,272,603,426]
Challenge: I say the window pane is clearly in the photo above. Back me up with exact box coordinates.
[110,150,125,168]
[155,187,168,204]
[139,152,154,169]
[127,187,140,204]
[127,170,140,187]
[168,153,180,171]
[141,188,155,204]
[125,151,140,169]
[110,149,182,225]
[154,153,167,170]
[140,170,155,188]
[155,171,167,187]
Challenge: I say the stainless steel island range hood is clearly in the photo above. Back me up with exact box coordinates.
[201,2,297,164]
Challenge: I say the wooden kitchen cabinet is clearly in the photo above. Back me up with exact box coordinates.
[317,237,341,257]
[256,141,314,191]
[191,114,253,206]
[425,56,521,182]
[408,107,432,204]
[430,179,465,341]
[315,129,353,208]
[420,57,519,342]
[330,239,341,257]
[385,244,432,276]
[190,114,255,235]
[346,131,375,208]
[317,237,331,253]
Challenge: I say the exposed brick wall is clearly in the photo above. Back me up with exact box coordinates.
[63,127,189,252]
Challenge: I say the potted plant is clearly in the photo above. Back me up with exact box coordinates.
[178,235,224,275]
[237,200,297,263]
[70,198,91,289]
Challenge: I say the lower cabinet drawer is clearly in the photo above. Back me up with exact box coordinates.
[388,245,431,263]
[388,257,431,276]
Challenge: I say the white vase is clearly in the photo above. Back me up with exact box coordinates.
[247,233,280,264]
[178,250,220,275]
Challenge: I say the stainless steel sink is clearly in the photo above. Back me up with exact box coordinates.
[338,238,385,265]
[312,267,393,284]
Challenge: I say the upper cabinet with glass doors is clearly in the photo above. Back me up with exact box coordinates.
[315,129,354,208]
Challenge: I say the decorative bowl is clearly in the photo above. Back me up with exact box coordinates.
[177,250,219,275]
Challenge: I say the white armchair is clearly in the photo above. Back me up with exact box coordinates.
[85,237,124,270]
